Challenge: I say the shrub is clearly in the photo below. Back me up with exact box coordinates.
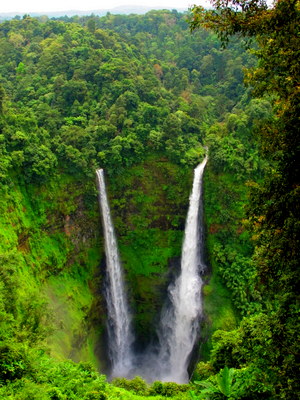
[111,376,149,395]
[149,381,189,397]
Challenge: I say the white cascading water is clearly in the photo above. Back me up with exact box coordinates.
[96,156,207,383]
[157,155,208,383]
[96,169,134,378]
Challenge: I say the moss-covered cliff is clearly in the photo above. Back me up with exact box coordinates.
[0,174,105,370]
[107,157,193,344]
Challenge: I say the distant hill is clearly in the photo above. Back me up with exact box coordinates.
[0,5,187,20]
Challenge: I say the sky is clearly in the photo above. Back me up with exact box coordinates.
[0,0,211,14]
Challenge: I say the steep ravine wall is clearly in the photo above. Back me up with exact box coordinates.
[107,158,193,346]
[0,160,194,372]
[0,158,241,374]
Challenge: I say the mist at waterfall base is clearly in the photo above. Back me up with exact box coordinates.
[96,157,208,383]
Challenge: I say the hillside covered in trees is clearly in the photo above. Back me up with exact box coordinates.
[0,1,299,399]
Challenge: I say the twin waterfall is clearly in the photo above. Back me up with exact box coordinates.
[157,157,208,382]
[96,156,208,383]
[96,169,134,378]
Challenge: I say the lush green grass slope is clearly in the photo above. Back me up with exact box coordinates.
[0,173,105,370]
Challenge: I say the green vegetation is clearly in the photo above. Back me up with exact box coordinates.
[0,173,104,369]
[190,0,299,398]
[0,1,298,399]
[109,158,192,340]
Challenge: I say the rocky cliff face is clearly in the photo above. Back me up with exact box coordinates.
[107,158,193,344]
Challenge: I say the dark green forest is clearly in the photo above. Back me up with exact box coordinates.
[0,0,299,399]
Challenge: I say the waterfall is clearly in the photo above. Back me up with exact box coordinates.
[96,169,134,378]
[157,156,208,383]
[96,156,207,383]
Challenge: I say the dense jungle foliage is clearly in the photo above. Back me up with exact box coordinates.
[0,0,298,399]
